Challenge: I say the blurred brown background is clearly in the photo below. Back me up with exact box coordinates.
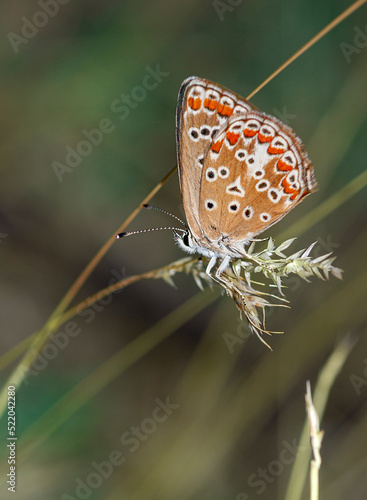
[0,0,366,499]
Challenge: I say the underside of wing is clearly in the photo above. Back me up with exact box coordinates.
[176,77,255,240]
[199,111,317,244]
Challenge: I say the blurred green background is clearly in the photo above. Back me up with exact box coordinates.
[0,0,366,499]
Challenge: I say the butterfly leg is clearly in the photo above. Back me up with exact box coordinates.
[205,255,217,275]
[215,255,231,278]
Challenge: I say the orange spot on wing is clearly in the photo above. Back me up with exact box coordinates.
[211,139,224,153]
[282,177,297,196]
[243,128,258,138]
[258,132,273,143]
[268,145,287,155]
[226,131,240,145]
[217,104,233,116]
[188,97,202,110]
[277,159,293,171]
[204,98,218,111]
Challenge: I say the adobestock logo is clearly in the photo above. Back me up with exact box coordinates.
[21,267,126,384]
[61,397,179,500]
[52,64,169,183]
[340,24,367,63]
[349,357,367,396]
[51,119,116,182]
[110,65,169,121]
[213,0,244,21]
[236,439,303,499]
[7,0,71,54]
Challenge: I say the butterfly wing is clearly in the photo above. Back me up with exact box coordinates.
[176,77,255,241]
[199,111,317,245]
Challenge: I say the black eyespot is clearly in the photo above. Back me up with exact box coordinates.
[198,156,204,165]
[208,171,215,179]
[255,170,262,176]
[191,130,199,139]
[230,204,238,211]
[248,158,255,164]
[245,209,251,217]
[220,169,226,176]
[201,127,210,136]
[258,182,267,189]
[270,190,277,199]
[238,152,245,158]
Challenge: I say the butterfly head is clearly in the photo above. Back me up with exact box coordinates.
[173,230,196,255]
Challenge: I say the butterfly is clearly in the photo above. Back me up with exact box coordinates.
[174,76,317,276]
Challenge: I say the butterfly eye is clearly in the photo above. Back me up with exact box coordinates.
[206,168,217,182]
[183,233,190,247]
[205,199,217,211]
[218,166,229,178]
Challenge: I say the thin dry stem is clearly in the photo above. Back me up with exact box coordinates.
[246,0,367,100]
[305,381,323,500]
[0,2,360,416]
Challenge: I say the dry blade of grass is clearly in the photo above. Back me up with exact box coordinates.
[284,334,358,500]
[0,0,365,443]
[0,289,218,475]
[305,381,323,500]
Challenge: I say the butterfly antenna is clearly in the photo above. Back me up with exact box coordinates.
[116,227,186,239]
[143,204,187,228]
